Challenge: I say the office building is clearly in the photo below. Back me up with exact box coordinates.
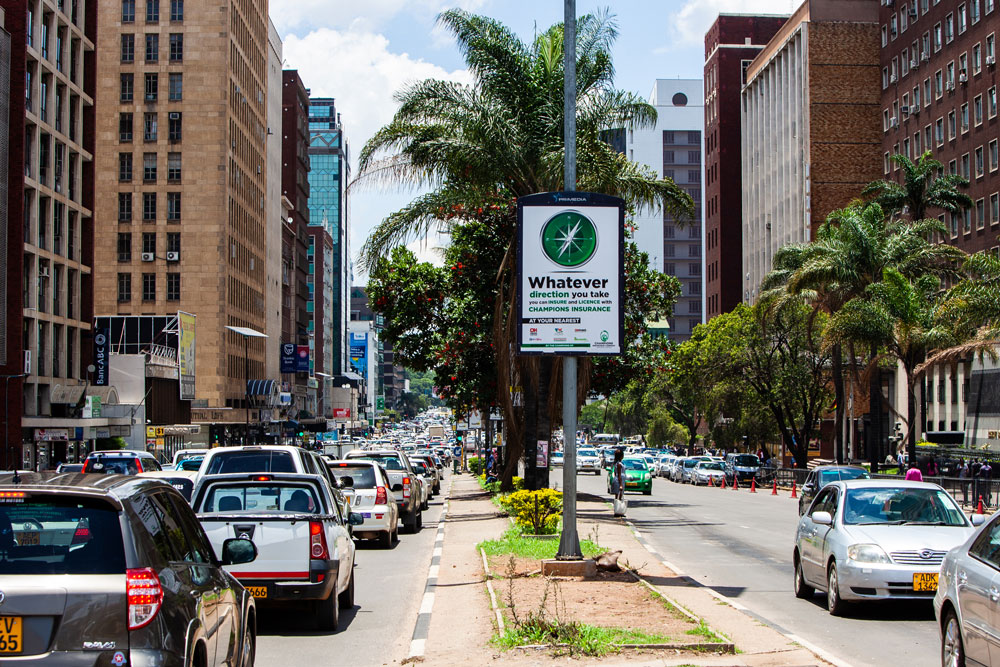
[742,0,882,299]
[351,286,405,410]
[264,19,281,381]
[704,14,788,319]
[879,0,1000,249]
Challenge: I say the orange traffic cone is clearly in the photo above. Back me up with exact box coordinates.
[720,476,726,489]
[732,476,738,491]
[772,479,778,495]
[750,478,757,493]
[791,482,797,499]
[707,475,713,487]
[978,495,985,514]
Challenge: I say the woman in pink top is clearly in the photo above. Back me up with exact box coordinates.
[905,467,923,482]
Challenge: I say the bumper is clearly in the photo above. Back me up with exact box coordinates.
[352,505,396,537]
[0,651,184,667]
[623,478,652,492]
[237,559,338,603]
[576,462,601,473]
[836,560,942,601]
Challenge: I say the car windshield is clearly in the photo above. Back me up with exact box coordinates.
[818,468,869,486]
[350,454,406,471]
[683,459,699,468]
[622,459,647,470]
[733,455,760,467]
[86,455,143,475]
[699,462,724,471]
[578,449,598,457]
[328,465,377,489]
[200,482,323,514]
[204,451,295,475]
[0,496,126,574]
[842,487,967,526]
[175,451,202,464]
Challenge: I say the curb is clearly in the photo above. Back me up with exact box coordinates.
[406,476,451,661]
[625,520,856,667]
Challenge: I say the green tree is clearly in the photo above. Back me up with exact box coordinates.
[862,151,973,221]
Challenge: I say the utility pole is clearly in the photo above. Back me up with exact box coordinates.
[557,0,582,560]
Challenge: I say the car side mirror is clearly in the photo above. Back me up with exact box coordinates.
[811,511,833,526]
[971,513,986,526]
[339,476,354,488]
[221,538,257,566]
[391,483,403,492]
[349,512,364,526]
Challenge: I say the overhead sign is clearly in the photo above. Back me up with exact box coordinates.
[93,328,109,386]
[280,343,296,373]
[517,192,624,355]
[177,311,196,400]
[349,332,367,379]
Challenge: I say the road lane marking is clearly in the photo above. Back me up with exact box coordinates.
[406,475,451,661]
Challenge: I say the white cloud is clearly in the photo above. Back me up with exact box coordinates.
[666,0,798,47]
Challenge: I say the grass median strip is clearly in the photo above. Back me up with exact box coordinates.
[478,526,605,560]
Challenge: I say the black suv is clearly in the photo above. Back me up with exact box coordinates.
[0,472,258,665]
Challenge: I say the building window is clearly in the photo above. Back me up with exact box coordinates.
[663,131,674,145]
[142,232,156,255]
[989,34,997,62]
[949,110,957,138]
[964,208,972,233]
[118,192,132,222]
[170,0,183,21]
[168,113,182,142]
[143,112,157,141]
[167,231,180,254]
[962,103,970,132]
[959,4,968,32]
[167,152,181,181]
[687,150,700,164]
[146,0,159,21]
[119,112,133,142]
[121,34,135,62]
[935,69,943,97]
[935,117,944,145]
[990,139,998,171]
[166,273,180,301]
[120,73,134,102]
[975,94,984,125]
[143,152,157,182]
[142,273,156,301]
[145,33,158,63]
[977,198,986,229]
[118,152,133,181]
[934,23,942,50]
[973,0,982,22]
[118,273,131,302]
[142,192,156,221]
[945,13,954,42]
[962,152,971,178]
[689,263,701,276]
[991,193,999,224]
[144,73,157,102]
[664,245,675,258]
[990,87,998,117]
[976,145,985,176]
[168,34,182,61]
[122,0,135,22]
[167,192,181,220]
[168,73,182,100]
[117,232,132,262]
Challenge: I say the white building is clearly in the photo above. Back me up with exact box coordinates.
[264,20,283,381]
[628,79,705,340]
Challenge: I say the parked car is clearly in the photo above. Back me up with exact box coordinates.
[0,471,258,665]
[194,472,361,631]
[410,454,441,494]
[793,479,981,616]
[607,457,653,495]
[82,450,162,475]
[692,460,726,486]
[797,465,871,515]
[677,456,711,483]
[326,460,399,547]
[408,458,435,508]
[168,448,209,471]
[54,462,83,473]
[138,469,199,502]
[724,453,761,486]
[576,448,602,475]
[551,451,564,466]
[656,455,676,478]
[197,445,338,491]
[344,450,424,533]
[935,509,1000,667]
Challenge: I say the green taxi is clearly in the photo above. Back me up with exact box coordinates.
[607,456,653,495]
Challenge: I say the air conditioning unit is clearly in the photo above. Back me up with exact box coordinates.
[946,81,956,91]
[168,112,180,120]
[141,252,155,262]
[987,55,997,66]
[166,251,180,261]
[911,58,919,69]
[922,52,930,62]
[889,117,899,128]
[912,105,920,115]
[959,72,968,83]
[901,105,910,115]
[890,73,898,83]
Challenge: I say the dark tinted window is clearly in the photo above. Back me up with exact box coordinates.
[970,516,1000,569]
[85,455,140,475]
[350,454,405,471]
[329,465,377,489]
[200,482,322,514]
[818,469,869,486]
[0,496,126,574]
[205,451,296,475]
[733,455,760,467]
[164,493,213,563]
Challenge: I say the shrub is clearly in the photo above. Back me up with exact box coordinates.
[468,456,485,476]
[499,489,563,534]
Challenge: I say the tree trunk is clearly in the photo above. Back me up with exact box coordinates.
[832,344,845,464]
[906,370,918,467]
[522,357,553,491]
[869,344,883,473]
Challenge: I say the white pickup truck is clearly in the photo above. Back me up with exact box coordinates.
[193,472,362,631]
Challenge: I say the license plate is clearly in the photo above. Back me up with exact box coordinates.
[626,482,638,487]
[16,531,39,546]
[245,586,268,598]
[362,512,371,518]
[0,617,22,653]
[913,573,938,591]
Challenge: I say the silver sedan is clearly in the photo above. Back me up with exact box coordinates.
[793,479,978,615]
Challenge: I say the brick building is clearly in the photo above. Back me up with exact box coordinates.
[879,0,999,249]
[92,0,272,412]
[742,0,883,299]
[704,14,788,319]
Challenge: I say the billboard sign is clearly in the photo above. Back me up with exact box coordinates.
[295,345,310,372]
[177,312,196,400]
[349,332,367,379]
[280,342,297,373]
[517,192,624,355]
[93,328,109,386]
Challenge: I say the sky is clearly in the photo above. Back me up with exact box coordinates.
[269,0,798,278]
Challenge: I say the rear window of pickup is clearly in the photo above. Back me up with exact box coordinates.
[198,482,323,514]
[204,451,295,475]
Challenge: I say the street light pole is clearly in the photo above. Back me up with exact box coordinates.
[3,373,29,471]
[225,326,268,448]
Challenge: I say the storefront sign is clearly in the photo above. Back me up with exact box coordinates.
[35,428,69,441]
[93,328,110,386]
[178,311,196,400]
[333,408,351,418]
[349,333,367,379]
[280,343,297,373]
[295,345,310,373]
[517,192,624,355]
[82,395,102,419]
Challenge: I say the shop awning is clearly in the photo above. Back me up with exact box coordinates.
[246,379,277,396]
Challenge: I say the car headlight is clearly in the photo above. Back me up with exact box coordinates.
[846,544,891,564]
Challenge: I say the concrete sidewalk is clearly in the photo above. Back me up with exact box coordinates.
[418,474,834,666]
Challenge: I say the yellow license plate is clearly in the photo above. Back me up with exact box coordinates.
[913,573,938,591]
[245,586,268,598]
[0,617,22,653]
[16,531,39,546]
[626,482,638,487]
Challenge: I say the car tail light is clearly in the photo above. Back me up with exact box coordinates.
[375,486,388,505]
[309,521,329,560]
[71,526,91,544]
[135,458,145,473]
[403,476,411,499]
[127,567,164,630]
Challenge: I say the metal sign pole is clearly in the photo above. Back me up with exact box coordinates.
[557,0,582,560]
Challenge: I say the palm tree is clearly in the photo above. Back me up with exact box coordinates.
[356,10,693,490]
[862,151,972,221]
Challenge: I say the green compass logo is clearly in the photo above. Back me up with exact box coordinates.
[540,211,598,267]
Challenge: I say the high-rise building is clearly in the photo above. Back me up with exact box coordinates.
[879,0,1000,249]
[264,19,281,382]
[350,286,405,410]
[742,0,881,299]
[93,0,272,415]
[309,226,334,416]
[307,97,350,375]
[629,79,705,341]
[704,14,788,320]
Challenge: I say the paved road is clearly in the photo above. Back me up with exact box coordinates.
[563,469,939,667]
[255,472,449,666]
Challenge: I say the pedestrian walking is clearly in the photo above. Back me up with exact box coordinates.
[958,459,970,504]
[612,449,627,517]
[981,460,994,506]
[905,466,923,482]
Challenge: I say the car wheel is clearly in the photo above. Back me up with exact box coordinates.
[793,555,814,599]
[338,569,355,609]
[826,563,847,616]
[379,529,392,548]
[316,591,339,631]
[238,616,255,667]
[415,509,423,531]
[421,498,429,511]
[942,608,966,667]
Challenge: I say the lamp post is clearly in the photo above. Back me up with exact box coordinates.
[225,326,268,446]
[2,373,29,471]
